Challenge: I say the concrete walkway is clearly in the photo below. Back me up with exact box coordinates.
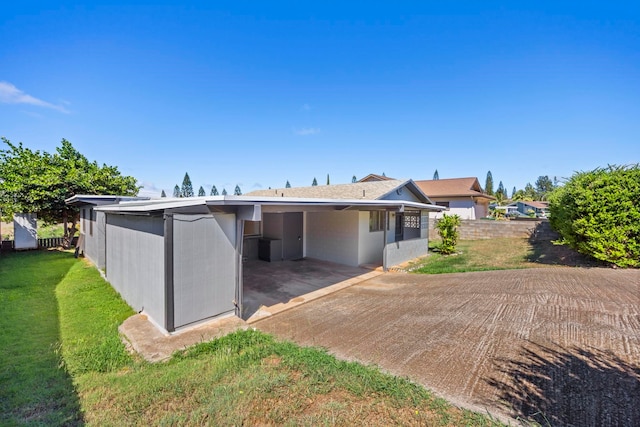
[119,314,248,362]
[254,267,640,426]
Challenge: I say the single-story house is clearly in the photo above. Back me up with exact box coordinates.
[69,180,443,334]
[66,195,149,268]
[507,200,549,218]
[414,177,495,220]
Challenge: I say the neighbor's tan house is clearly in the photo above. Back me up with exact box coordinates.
[415,177,495,220]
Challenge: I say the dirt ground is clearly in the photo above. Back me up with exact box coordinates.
[255,267,640,426]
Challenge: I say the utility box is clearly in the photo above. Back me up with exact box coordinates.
[14,213,38,250]
[258,238,282,262]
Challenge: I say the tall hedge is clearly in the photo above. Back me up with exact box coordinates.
[548,165,640,267]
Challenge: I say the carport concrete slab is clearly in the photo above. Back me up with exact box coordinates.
[243,258,382,321]
[255,267,640,425]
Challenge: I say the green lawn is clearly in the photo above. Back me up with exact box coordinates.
[0,250,505,426]
[409,238,600,274]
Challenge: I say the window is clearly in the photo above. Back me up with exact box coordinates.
[369,211,384,232]
[436,201,450,209]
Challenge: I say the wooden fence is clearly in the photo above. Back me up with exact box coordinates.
[1,236,78,252]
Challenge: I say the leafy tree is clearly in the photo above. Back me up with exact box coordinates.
[494,189,506,205]
[511,186,517,199]
[534,175,555,200]
[285,180,291,188]
[181,173,194,197]
[210,185,219,196]
[221,188,227,196]
[173,185,180,197]
[435,214,462,255]
[352,175,357,183]
[312,177,318,186]
[0,138,138,246]
[326,174,330,185]
[513,183,536,201]
[198,186,205,196]
[161,190,167,198]
[433,170,439,180]
[548,165,640,268]
[485,171,494,196]
[234,185,242,195]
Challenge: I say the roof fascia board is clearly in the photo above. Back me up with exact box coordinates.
[95,195,446,214]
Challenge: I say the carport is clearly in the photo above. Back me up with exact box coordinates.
[93,189,442,334]
[241,258,372,320]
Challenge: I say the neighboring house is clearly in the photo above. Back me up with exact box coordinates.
[490,204,518,216]
[415,177,495,220]
[507,200,550,218]
[75,180,442,334]
[65,195,149,268]
[357,173,395,182]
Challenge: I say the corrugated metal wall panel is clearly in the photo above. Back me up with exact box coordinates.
[172,213,236,329]
[105,215,165,327]
[84,210,107,269]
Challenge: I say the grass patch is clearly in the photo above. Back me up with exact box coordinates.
[0,251,83,425]
[412,238,552,274]
[1,221,65,240]
[1,251,505,426]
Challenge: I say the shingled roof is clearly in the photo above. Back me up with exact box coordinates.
[415,177,495,200]
[247,179,427,201]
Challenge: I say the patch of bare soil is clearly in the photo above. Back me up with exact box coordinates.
[527,239,611,268]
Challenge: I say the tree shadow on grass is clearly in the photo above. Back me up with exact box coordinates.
[0,250,84,425]
[485,342,640,426]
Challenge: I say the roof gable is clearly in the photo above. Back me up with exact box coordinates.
[246,179,433,204]
[357,173,395,182]
[415,177,495,200]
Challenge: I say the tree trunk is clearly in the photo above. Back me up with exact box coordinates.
[62,210,75,249]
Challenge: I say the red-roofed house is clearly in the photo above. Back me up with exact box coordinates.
[415,177,495,220]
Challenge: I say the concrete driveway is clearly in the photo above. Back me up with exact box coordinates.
[254,267,640,426]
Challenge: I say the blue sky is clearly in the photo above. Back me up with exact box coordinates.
[1,1,638,197]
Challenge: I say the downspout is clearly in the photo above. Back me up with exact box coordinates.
[163,213,175,333]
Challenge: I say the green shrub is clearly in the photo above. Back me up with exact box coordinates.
[435,213,461,255]
[548,165,640,268]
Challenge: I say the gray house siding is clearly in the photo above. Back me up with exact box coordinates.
[384,238,429,267]
[306,211,359,266]
[383,210,430,269]
[171,213,237,329]
[81,208,107,269]
[357,211,384,265]
[105,214,166,327]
